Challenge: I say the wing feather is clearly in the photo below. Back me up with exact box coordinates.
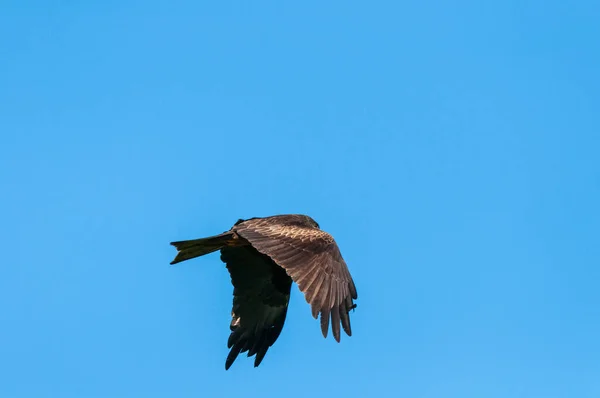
[307,275,326,318]
[320,289,331,338]
[294,261,321,289]
[330,279,341,342]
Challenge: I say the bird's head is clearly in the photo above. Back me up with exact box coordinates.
[300,215,320,229]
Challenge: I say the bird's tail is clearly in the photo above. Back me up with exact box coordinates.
[170,232,234,265]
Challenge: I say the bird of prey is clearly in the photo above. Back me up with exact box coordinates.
[170,214,358,370]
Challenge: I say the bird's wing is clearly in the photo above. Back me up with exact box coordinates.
[220,245,293,370]
[234,220,358,342]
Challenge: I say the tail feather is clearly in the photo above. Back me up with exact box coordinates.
[170,232,233,265]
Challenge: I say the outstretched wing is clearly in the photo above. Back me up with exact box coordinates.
[233,220,358,342]
[220,245,293,370]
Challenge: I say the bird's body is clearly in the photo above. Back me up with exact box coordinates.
[170,214,358,370]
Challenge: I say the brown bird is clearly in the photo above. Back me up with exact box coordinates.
[170,214,358,370]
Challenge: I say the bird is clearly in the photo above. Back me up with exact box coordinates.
[169,214,358,370]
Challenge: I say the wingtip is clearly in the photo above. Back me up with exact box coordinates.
[320,323,328,339]
[311,309,319,319]
[225,353,236,371]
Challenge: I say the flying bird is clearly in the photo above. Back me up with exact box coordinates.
[169,214,358,370]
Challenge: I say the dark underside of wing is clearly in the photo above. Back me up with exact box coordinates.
[220,245,293,370]
[233,220,358,343]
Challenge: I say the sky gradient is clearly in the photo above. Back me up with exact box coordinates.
[1,1,599,397]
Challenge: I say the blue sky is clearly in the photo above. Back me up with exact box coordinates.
[1,1,599,397]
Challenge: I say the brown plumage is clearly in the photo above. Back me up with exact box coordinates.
[170,214,358,370]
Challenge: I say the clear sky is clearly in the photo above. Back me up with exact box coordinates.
[1,1,599,397]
